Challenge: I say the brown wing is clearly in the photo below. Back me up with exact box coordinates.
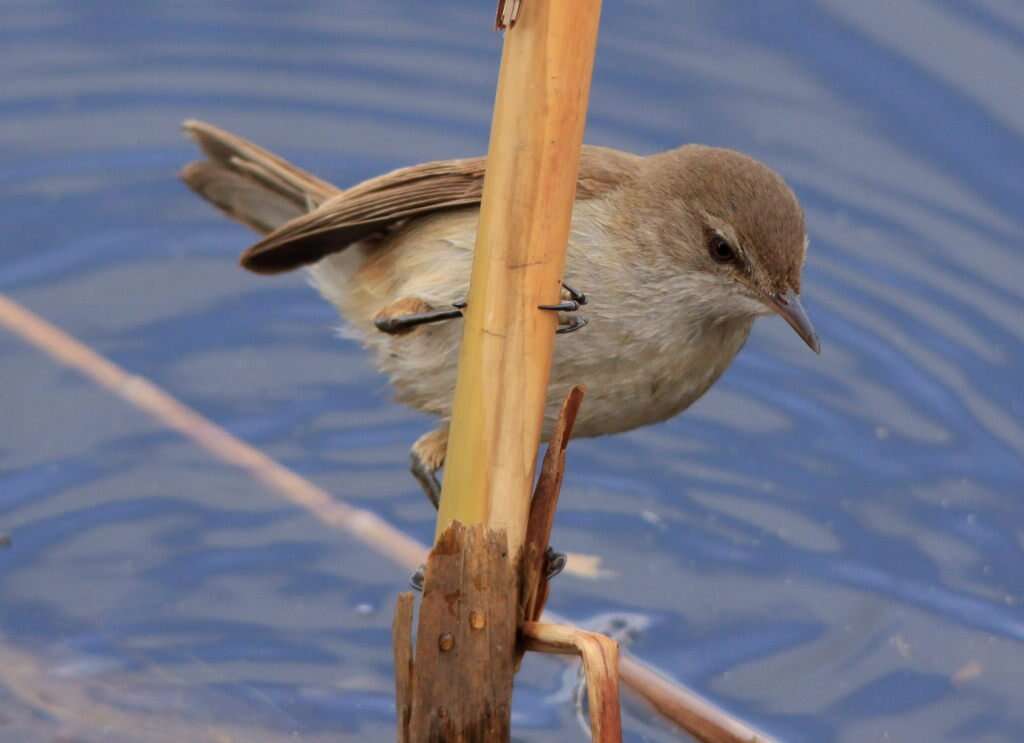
[238,146,642,274]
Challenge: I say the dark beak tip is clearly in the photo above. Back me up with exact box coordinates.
[772,290,820,355]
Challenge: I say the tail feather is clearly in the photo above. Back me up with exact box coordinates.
[180,119,340,235]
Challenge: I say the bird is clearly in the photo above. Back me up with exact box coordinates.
[180,119,820,508]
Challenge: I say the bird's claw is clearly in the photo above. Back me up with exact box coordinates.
[561,282,587,306]
[539,282,588,334]
[556,317,588,334]
[544,546,567,579]
[538,281,587,312]
[537,300,582,312]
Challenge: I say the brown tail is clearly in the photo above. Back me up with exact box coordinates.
[179,120,340,235]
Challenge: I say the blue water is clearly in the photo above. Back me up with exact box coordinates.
[2,2,1023,741]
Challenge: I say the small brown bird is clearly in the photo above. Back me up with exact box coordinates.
[181,120,819,505]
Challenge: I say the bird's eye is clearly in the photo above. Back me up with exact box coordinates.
[708,234,736,264]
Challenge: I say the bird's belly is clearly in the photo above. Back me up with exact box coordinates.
[559,374,706,439]
[542,317,752,440]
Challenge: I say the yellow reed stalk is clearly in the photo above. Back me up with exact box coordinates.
[437,0,602,551]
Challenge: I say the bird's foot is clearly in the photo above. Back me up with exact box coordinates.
[544,546,567,579]
[379,281,587,336]
[538,282,589,334]
[538,281,587,312]
[410,565,425,591]
[562,282,588,307]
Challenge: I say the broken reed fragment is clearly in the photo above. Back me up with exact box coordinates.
[404,522,517,742]
[495,0,522,29]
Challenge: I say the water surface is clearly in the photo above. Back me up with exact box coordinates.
[2,2,1023,741]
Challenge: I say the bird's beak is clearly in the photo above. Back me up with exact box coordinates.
[770,290,821,353]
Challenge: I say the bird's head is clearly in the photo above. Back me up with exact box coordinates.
[635,145,820,353]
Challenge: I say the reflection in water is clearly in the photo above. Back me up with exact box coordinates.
[1,2,1022,741]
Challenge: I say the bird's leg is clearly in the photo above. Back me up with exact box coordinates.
[410,427,447,509]
[409,428,448,590]
[374,297,465,335]
[400,276,583,588]
[538,282,589,334]
[405,427,566,588]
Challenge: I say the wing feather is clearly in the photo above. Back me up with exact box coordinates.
[239,147,641,274]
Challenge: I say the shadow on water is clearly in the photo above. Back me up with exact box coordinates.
[1,2,1022,741]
